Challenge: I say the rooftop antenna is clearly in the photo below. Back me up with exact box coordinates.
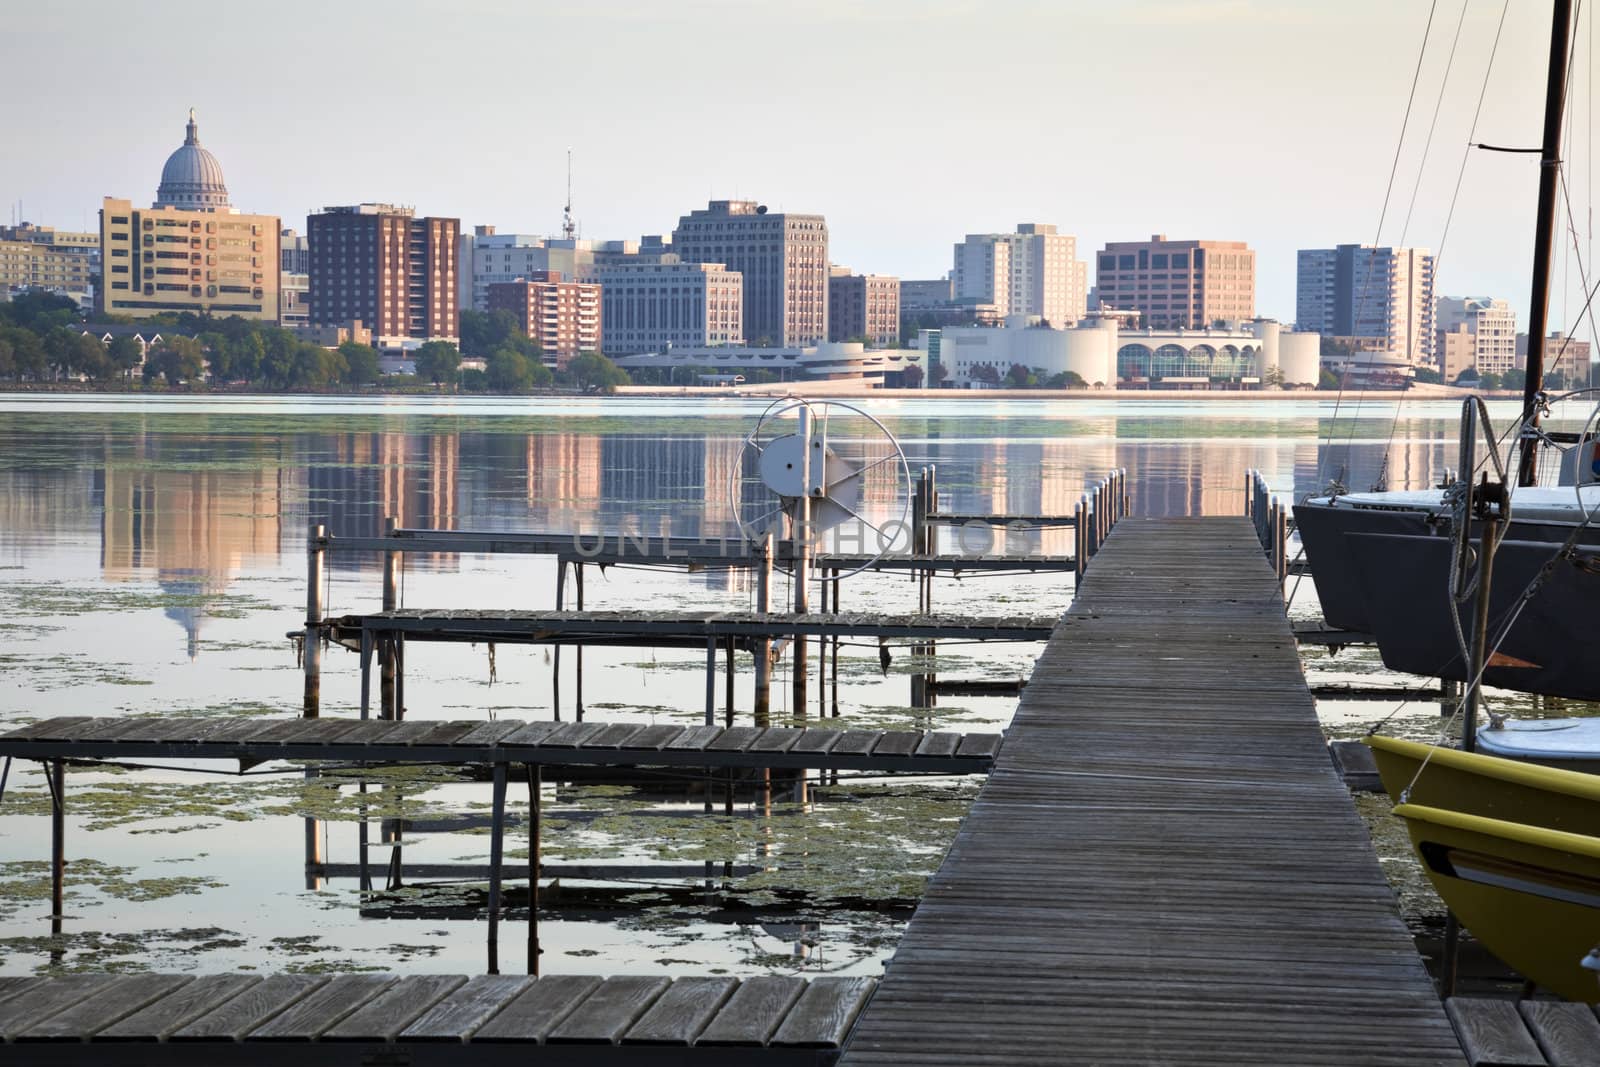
[562,148,576,240]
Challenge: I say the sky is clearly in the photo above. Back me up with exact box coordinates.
[3,0,1596,330]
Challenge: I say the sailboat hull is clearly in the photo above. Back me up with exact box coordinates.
[1346,532,1600,702]
[1292,501,1432,631]
[1365,735,1600,834]
[1394,803,1600,1002]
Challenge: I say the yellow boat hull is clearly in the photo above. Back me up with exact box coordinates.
[1395,803,1600,1002]
[1365,734,1600,833]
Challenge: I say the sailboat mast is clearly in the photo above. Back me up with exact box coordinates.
[1518,0,1575,487]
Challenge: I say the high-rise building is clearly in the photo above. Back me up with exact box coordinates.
[670,200,827,346]
[99,198,279,320]
[463,230,648,310]
[1297,244,1436,366]
[900,277,954,309]
[596,258,743,354]
[98,111,279,321]
[828,268,899,346]
[308,204,459,348]
[280,228,309,274]
[1517,330,1592,377]
[0,223,99,301]
[1436,296,1516,378]
[486,271,602,367]
[1094,236,1255,329]
[953,224,1087,325]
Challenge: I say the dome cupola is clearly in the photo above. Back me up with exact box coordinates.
[154,108,230,211]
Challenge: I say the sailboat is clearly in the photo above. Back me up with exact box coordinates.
[1293,0,1600,705]
[1366,735,1600,1002]
[1349,0,1600,1005]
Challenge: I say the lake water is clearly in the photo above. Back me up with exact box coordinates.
[0,392,1552,976]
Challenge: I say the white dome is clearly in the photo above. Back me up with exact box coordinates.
[154,110,230,211]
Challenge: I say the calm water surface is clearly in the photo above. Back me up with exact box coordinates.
[0,393,1539,975]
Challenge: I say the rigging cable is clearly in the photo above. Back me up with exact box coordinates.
[1316,0,1442,501]
[1375,0,1475,486]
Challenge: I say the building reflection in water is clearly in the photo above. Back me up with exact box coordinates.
[100,445,285,658]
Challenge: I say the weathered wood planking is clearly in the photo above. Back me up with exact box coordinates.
[1447,998,1547,1066]
[840,517,1468,1066]
[0,717,999,775]
[1,972,876,1059]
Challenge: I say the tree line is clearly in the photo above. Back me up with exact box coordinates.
[0,295,631,393]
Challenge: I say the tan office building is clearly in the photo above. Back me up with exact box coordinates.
[99,199,279,320]
[0,223,98,299]
[98,112,280,320]
[671,200,827,346]
[487,272,602,367]
[1095,236,1256,329]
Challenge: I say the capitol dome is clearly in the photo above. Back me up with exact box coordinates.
[154,109,230,211]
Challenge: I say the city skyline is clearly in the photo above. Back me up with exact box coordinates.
[2,0,1595,331]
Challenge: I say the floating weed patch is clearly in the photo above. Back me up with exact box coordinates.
[0,859,223,924]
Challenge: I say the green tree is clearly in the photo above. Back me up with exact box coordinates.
[1412,367,1442,385]
[1006,363,1032,388]
[930,362,949,385]
[287,342,346,389]
[564,351,630,393]
[1500,368,1526,392]
[1317,368,1342,390]
[460,308,523,358]
[528,359,554,388]
[1261,365,1285,388]
[971,365,1001,386]
[338,341,382,385]
[144,336,206,386]
[1045,370,1088,389]
[901,363,924,388]
[107,335,143,381]
[414,341,461,386]
[1478,371,1503,390]
[0,291,78,332]
[486,346,534,392]
[0,326,46,379]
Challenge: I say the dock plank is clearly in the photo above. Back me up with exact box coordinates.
[397,974,532,1041]
[471,975,602,1042]
[1520,1000,1600,1065]
[245,974,395,1040]
[1448,998,1546,1066]
[322,974,467,1041]
[622,977,738,1045]
[547,975,671,1044]
[771,976,876,1048]
[172,975,329,1041]
[697,975,807,1045]
[0,974,121,1039]
[17,974,192,1041]
[96,974,261,1041]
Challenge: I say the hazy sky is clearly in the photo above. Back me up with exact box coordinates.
[4,0,1596,329]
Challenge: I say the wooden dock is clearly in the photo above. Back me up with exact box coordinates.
[839,516,1466,1065]
[0,972,873,1065]
[329,610,1057,649]
[0,717,1002,774]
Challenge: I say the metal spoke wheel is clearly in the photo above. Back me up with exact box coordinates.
[728,398,912,580]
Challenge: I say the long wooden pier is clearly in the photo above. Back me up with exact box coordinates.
[839,516,1466,1065]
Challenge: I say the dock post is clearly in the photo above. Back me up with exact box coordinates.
[754,533,773,727]
[1244,469,1253,519]
[575,563,585,720]
[304,523,325,718]
[792,408,813,723]
[49,759,64,925]
[527,764,541,976]
[380,518,398,719]
[487,761,508,975]
[1074,501,1085,581]
[553,561,565,720]
[724,636,735,727]
[1274,501,1288,587]
[704,639,718,726]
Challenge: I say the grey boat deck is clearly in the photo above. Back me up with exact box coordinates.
[839,516,1466,1065]
[0,971,873,1065]
[0,717,1001,774]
